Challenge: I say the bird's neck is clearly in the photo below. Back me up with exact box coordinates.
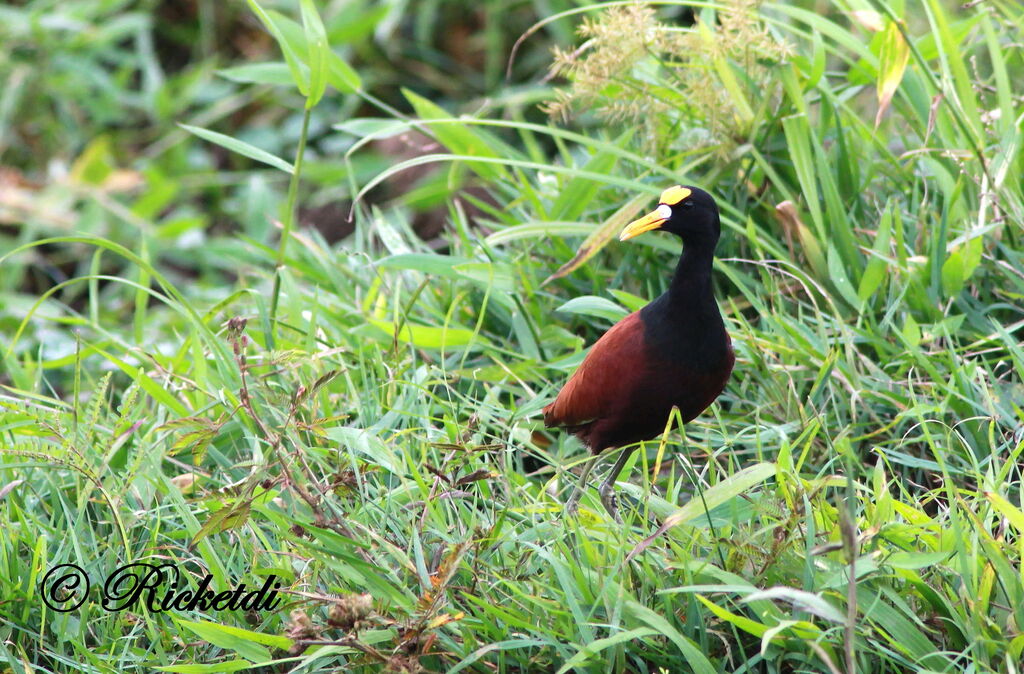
[667,240,716,309]
[640,240,725,369]
[638,234,727,369]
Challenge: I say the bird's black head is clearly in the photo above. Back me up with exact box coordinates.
[619,185,720,248]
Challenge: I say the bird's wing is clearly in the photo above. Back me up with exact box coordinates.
[542,311,646,429]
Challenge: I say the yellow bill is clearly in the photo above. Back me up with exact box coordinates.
[620,203,673,241]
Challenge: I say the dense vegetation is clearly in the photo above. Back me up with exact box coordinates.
[1,0,1022,671]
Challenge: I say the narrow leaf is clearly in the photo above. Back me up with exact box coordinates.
[858,200,893,303]
[217,62,294,86]
[627,463,777,561]
[624,601,717,674]
[545,193,649,284]
[875,20,910,127]
[556,628,659,673]
[299,0,328,107]
[245,0,308,94]
[179,124,294,174]
[327,51,361,93]
[985,491,1024,533]
[365,318,490,350]
[403,89,506,181]
[555,296,629,322]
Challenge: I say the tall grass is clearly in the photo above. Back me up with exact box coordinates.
[1,0,1023,671]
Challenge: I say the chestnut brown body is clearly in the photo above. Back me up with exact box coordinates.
[543,311,733,453]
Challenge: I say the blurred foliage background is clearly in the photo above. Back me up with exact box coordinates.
[1,0,1024,672]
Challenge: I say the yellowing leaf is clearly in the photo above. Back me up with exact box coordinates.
[170,473,200,494]
[191,499,252,547]
[544,193,650,284]
[695,595,768,637]
[985,491,1024,533]
[876,20,910,127]
[70,136,115,186]
[774,200,827,282]
[426,612,465,629]
[366,318,489,350]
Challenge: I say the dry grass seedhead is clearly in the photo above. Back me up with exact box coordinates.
[544,3,672,142]
[545,0,791,154]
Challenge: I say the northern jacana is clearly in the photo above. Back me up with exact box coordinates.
[543,185,734,521]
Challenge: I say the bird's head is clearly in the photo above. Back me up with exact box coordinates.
[619,185,720,247]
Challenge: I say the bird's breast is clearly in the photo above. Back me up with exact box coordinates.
[636,324,733,424]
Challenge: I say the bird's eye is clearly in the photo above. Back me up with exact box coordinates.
[682,201,694,209]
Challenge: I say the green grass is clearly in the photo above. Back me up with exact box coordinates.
[2,0,1023,671]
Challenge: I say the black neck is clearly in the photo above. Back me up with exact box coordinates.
[639,236,725,365]
[668,239,716,305]
[659,234,721,335]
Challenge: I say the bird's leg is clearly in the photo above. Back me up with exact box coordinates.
[564,455,600,517]
[598,447,636,523]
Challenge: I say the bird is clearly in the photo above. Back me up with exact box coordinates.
[543,185,734,522]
